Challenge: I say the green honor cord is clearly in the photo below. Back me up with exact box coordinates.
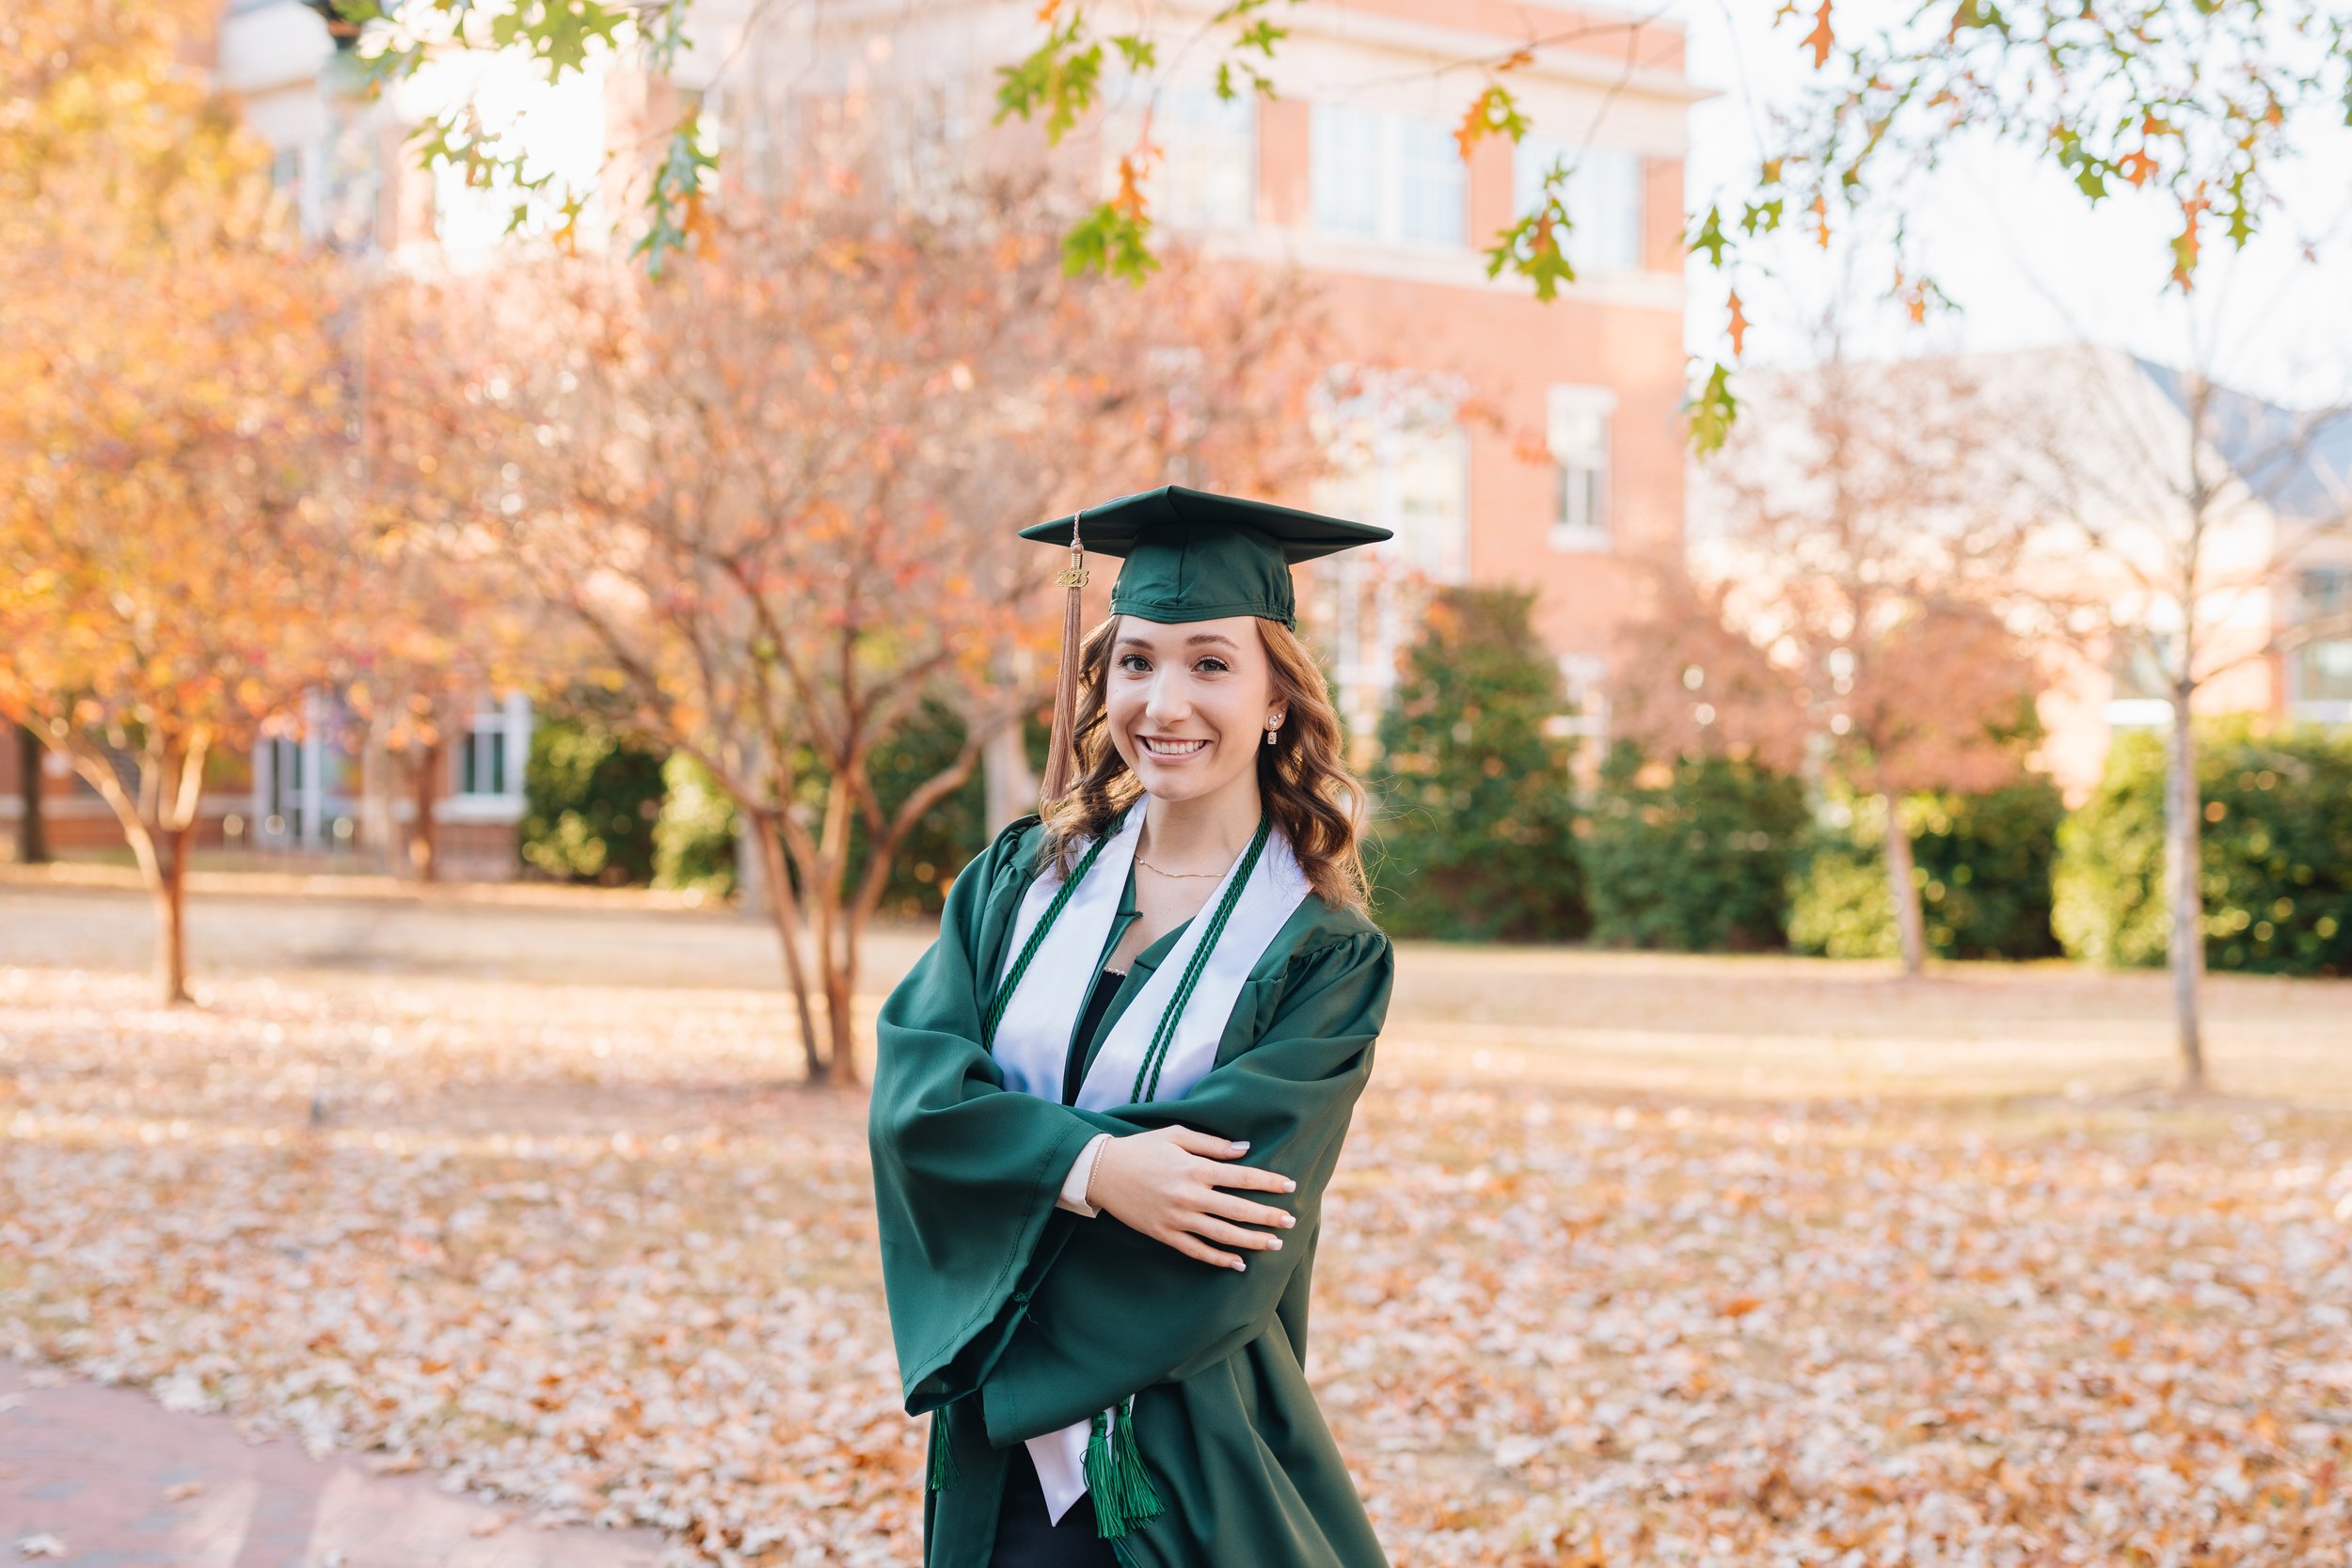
[983,811,1272,1107]
[966,810,1267,1543]
[1130,815,1270,1103]
[983,823,1117,1049]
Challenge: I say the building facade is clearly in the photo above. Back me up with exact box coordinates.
[4,3,1706,871]
[1689,345,2352,804]
[693,0,1703,745]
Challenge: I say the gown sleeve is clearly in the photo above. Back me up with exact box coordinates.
[867,822,1118,1411]
[971,928,1392,1447]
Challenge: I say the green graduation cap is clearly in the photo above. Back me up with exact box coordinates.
[1024,484,1391,802]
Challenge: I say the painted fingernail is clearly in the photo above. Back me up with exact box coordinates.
[1231,1141,1250,1154]
[1231,1259,1248,1272]
[1282,1179,1297,1192]
[1267,1237,1282,1250]
[1279,1214,1295,1228]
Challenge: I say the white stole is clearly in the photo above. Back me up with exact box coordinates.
[988,806,1311,1522]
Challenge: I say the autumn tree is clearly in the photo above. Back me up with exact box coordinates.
[1986,344,2352,1087]
[0,0,352,1001]
[1614,354,2044,978]
[340,274,569,881]
[394,172,1326,1086]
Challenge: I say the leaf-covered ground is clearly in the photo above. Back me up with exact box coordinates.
[2,886,2349,1566]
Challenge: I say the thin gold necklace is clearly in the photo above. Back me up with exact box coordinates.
[1136,853,1224,879]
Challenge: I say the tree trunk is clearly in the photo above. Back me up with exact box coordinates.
[1880,792,1926,977]
[822,951,859,1088]
[982,707,1037,830]
[749,812,825,1082]
[407,739,441,881]
[154,823,192,1005]
[15,724,47,864]
[2165,694,2207,1091]
[358,721,395,875]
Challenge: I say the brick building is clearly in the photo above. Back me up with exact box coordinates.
[703,0,1703,742]
[7,1,1703,869]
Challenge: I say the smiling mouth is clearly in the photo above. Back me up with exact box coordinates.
[1138,736,1210,756]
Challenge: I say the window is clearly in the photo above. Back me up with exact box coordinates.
[888,79,970,217]
[2296,568,2352,706]
[455,694,531,800]
[1512,141,1644,274]
[1311,371,1471,736]
[1152,84,1257,230]
[1314,377,1470,584]
[1548,386,1615,550]
[2104,629,2178,728]
[1555,654,1610,744]
[1311,106,1464,246]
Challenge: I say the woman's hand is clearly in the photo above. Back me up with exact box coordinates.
[1089,1126,1298,1271]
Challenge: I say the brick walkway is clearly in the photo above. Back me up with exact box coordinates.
[0,1364,667,1568]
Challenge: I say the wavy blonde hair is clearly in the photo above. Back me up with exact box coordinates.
[1040,615,1370,913]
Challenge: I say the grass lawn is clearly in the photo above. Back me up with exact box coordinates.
[2,879,2347,1565]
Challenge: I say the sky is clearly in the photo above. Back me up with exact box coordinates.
[1671,0,2352,408]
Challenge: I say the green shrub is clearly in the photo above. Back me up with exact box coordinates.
[1584,741,1808,952]
[519,716,665,885]
[1369,586,1587,942]
[1790,779,2065,960]
[836,698,989,919]
[653,751,739,895]
[2057,719,2352,976]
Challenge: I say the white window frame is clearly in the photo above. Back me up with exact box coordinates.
[1550,653,1610,745]
[1311,105,1465,248]
[1512,140,1645,275]
[1547,385,1616,553]
[1135,81,1258,231]
[1311,372,1471,736]
[2290,566,2352,720]
[445,692,532,822]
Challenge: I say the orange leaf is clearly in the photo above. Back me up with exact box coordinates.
[1803,0,1835,68]
[1727,291,1749,356]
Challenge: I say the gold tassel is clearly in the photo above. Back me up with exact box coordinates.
[1040,509,1089,808]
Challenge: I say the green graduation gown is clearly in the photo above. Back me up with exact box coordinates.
[869,814,1394,1568]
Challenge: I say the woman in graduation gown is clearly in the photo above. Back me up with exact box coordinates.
[869,486,1397,1568]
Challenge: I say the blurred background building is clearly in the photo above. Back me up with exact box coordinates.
[8,1,2339,874]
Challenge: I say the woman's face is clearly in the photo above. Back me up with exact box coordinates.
[1105,614,1283,805]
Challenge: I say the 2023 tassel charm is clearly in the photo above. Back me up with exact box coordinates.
[1040,507,1089,807]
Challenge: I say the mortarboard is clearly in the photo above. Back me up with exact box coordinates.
[1025,485,1391,803]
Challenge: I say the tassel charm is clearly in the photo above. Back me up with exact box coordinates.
[1083,1396,1165,1542]
[927,1402,961,1494]
[1040,509,1089,808]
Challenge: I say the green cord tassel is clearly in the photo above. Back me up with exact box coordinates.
[928,1402,961,1494]
[1083,1397,1165,1541]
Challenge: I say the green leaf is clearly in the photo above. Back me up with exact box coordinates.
[1687,204,1728,267]
[1482,203,1577,302]
[1235,19,1287,55]
[1110,33,1156,71]
[1687,362,1739,453]
[993,17,1104,146]
[1062,200,1162,284]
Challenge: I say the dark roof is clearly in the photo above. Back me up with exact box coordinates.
[2136,358,2352,521]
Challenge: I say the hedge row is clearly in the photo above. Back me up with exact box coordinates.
[522,699,2352,977]
[2055,719,2352,976]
